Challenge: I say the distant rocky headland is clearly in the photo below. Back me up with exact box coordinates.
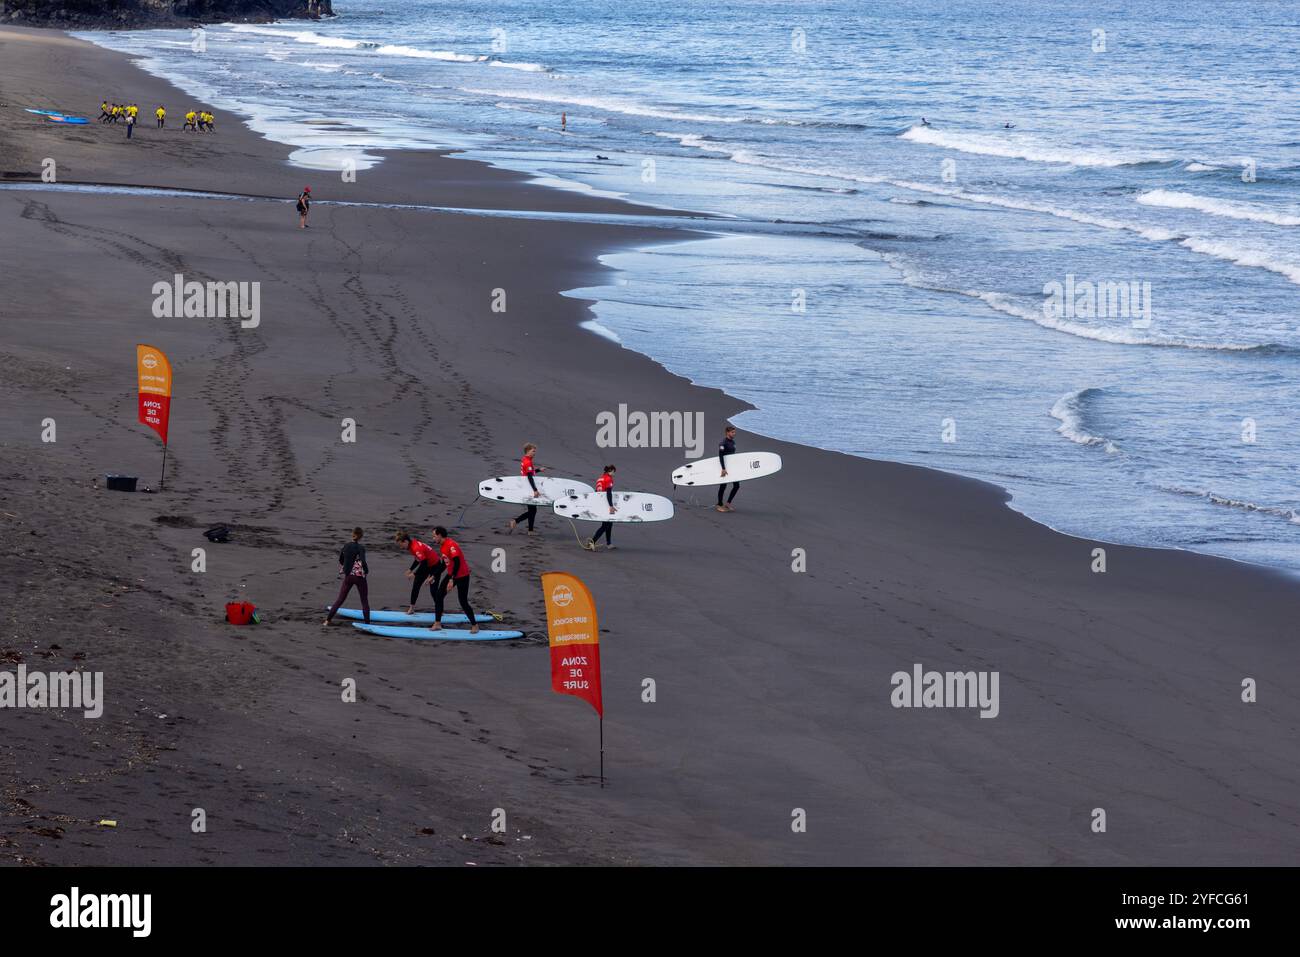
[0,0,333,29]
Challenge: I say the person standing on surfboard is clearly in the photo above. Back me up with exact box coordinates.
[324,527,371,626]
[430,527,479,633]
[395,530,444,614]
[716,424,741,512]
[508,442,547,535]
[584,465,617,551]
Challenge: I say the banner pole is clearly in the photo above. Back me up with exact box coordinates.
[599,716,604,789]
[159,443,168,491]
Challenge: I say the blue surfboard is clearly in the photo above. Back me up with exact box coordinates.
[328,607,482,625]
[25,108,63,116]
[351,622,523,641]
[47,115,90,124]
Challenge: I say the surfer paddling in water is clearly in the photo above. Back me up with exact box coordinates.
[716,425,742,512]
[430,527,478,633]
[584,465,618,551]
[396,530,444,614]
[324,527,370,626]
[508,442,547,535]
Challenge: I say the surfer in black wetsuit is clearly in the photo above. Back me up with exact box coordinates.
[324,527,371,626]
[716,425,741,512]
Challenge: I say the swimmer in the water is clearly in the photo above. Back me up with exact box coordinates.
[920,117,931,127]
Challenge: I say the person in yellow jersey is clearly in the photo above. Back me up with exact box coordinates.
[184,109,197,132]
[99,101,111,123]
[155,105,165,128]
[128,104,139,120]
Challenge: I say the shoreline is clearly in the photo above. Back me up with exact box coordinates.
[41,23,1300,577]
[3,24,1299,867]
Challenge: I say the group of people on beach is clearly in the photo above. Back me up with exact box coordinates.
[183,109,217,132]
[323,526,480,633]
[98,101,215,137]
[98,101,137,124]
[500,425,745,548]
[321,429,748,631]
[322,425,746,630]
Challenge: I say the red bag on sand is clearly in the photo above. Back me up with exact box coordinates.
[225,602,257,625]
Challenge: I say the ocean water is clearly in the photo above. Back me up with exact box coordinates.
[78,0,1300,571]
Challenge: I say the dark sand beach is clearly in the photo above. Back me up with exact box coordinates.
[1,25,1298,867]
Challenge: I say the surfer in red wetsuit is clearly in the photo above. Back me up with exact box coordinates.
[584,465,617,551]
[509,442,546,535]
[395,530,444,614]
[430,527,478,632]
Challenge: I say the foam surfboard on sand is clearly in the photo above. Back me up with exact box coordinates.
[479,475,595,506]
[47,115,90,124]
[329,607,478,625]
[351,622,523,641]
[554,490,675,522]
[672,451,783,487]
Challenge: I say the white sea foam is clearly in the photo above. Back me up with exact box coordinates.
[464,88,745,123]
[1050,388,1120,453]
[490,60,549,72]
[899,126,1171,168]
[228,26,489,62]
[580,319,622,343]
[880,253,1270,352]
[890,181,1300,287]
[1159,486,1300,524]
[1136,189,1300,226]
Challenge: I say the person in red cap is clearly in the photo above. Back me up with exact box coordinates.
[296,186,312,229]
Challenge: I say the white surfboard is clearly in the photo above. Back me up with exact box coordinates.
[479,475,595,506]
[672,451,783,487]
[554,491,675,523]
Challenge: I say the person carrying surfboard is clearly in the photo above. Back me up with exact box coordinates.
[508,442,547,534]
[430,527,478,633]
[323,527,371,626]
[584,465,618,551]
[297,186,311,229]
[395,530,444,615]
[715,425,742,512]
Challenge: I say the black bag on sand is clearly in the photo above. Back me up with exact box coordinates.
[204,524,231,543]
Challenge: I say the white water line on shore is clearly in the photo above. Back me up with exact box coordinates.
[0,181,866,241]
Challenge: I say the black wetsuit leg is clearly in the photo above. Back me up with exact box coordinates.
[410,563,432,606]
